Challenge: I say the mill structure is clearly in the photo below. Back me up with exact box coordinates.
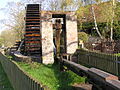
[25,4,41,56]
[19,4,78,64]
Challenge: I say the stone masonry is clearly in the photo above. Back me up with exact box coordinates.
[66,12,78,54]
[41,11,78,64]
[41,11,54,64]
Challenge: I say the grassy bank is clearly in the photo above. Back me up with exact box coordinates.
[17,62,85,90]
[0,62,13,90]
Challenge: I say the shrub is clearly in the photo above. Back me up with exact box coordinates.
[78,32,88,43]
[114,53,120,56]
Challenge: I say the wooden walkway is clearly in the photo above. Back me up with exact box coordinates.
[0,62,13,90]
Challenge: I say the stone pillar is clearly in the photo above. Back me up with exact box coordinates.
[41,11,54,64]
[66,12,78,54]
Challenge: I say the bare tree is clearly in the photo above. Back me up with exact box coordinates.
[0,0,46,47]
[110,0,116,41]
[48,0,81,11]
[91,5,103,39]
[49,0,59,11]
[0,30,17,47]
[4,2,25,40]
[91,0,103,39]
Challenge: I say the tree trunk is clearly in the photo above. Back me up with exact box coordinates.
[91,5,103,39]
[110,0,116,41]
[110,18,113,41]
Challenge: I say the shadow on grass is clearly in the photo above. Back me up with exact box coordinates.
[16,59,85,90]
[44,62,85,90]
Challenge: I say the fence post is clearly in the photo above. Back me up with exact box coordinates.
[37,83,41,90]
[0,53,48,90]
[115,55,118,76]
[117,56,120,77]
[88,50,90,66]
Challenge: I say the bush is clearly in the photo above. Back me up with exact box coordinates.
[78,32,88,43]
[114,53,120,56]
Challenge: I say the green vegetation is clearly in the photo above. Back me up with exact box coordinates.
[17,62,85,90]
[0,62,13,90]
[77,1,120,40]
[114,53,120,56]
[78,32,88,43]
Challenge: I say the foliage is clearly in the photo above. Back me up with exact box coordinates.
[76,5,91,22]
[113,21,120,40]
[17,62,85,90]
[79,21,120,40]
[0,38,4,47]
[0,2,25,47]
[78,32,88,42]
[0,30,17,47]
[114,53,120,56]
[77,1,120,40]
[0,0,44,47]
[49,0,81,11]
[0,0,82,47]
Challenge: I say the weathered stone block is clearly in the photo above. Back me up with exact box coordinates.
[41,12,54,64]
[66,12,78,54]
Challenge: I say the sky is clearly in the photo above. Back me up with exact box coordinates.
[0,0,118,33]
[0,0,48,33]
[0,0,20,33]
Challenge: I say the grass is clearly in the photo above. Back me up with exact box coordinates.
[0,62,13,90]
[114,53,120,56]
[17,62,85,90]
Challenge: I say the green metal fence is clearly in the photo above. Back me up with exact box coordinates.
[77,49,120,76]
[0,53,48,90]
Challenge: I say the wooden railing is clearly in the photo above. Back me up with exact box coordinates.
[0,53,48,90]
[77,49,120,76]
[59,56,120,90]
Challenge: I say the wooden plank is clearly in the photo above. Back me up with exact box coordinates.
[63,59,89,72]
[27,10,39,12]
[26,22,40,24]
[26,25,40,27]
[25,34,40,37]
[88,68,118,81]
[26,14,39,15]
[26,19,40,21]
[25,41,40,43]
[26,11,39,13]
[26,28,40,30]
[106,80,120,90]
[26,17,40,19]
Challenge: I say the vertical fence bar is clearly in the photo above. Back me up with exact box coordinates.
[77,49,119,76]
[37,83,41,90]
[0,53,46,90]
[118,56,120,77]
[115,55,119,76]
